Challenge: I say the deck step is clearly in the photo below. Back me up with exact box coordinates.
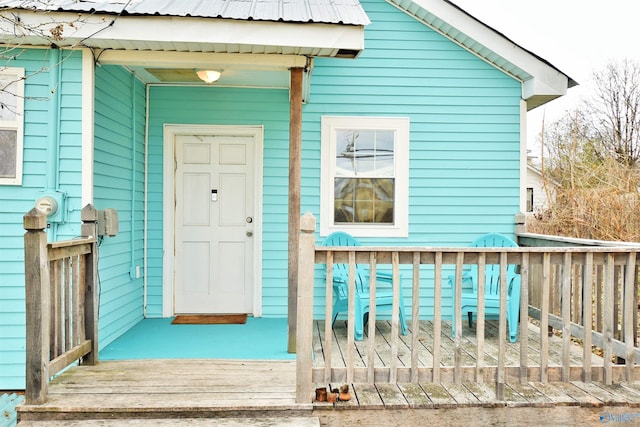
[18,416,320,426]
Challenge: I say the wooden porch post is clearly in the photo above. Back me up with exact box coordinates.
[80,204,99,365]
[23,208,51,404]
[288,67,303,353]
[296,212,316,403]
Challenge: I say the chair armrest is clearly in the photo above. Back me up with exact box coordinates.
[446,274,473,286]
[507,274,521,296]
[331,271,348,283]
[364,271,400,287]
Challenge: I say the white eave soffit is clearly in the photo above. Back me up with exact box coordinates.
[0,10,365,59]
[387,0,577,110]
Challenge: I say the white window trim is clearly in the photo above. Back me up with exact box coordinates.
[0,67,24,186]
[320,116,409,238]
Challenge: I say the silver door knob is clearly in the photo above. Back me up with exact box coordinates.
[246,231,253,237]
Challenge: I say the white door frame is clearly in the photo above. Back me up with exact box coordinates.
[162,124,264,317]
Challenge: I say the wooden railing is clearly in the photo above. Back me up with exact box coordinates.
[295,214,640,403]
[23,204,99,404]
[518,233,640,380]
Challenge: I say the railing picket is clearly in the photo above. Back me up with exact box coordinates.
[50,260,60,360]
[572,264,580,325]
[367,251,377,382]
[432,251,443,383]
[453,251,464,384]
[613,266,620,343]
[624,252,636,382]
[72,255,80,346]
[583,253,593,382]
[476,252,486,383]
[74,256,87,345]
[519,252,529,384]
[346,251,356,384]
[595,265,603,333]
[324,251,334,384]
[604,253,614,385]
[64,257,72,353]
[496,252,507,400]
[411,251,420,383]
[540,252,550,383]
[390,251,400,383]
[562,252,572,382]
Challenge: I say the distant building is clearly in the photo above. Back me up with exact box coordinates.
[526,164,559,216]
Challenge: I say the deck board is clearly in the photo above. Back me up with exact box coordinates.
[17,320,640,423]
[396,383,433,408]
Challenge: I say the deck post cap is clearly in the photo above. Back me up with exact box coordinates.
[300,212,316,233]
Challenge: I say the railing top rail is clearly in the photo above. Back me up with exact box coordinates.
[517,232,640,247]
[316,246,640,253]
[48,237,97,249]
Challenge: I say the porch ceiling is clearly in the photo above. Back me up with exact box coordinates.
[96,50,310,88]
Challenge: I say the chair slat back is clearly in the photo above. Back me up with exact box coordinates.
[321,231,367,293]
[470,232,518,295]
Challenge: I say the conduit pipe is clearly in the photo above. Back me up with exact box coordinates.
[46,47,62,240]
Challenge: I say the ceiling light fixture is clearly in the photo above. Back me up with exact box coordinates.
[196,69,222,84]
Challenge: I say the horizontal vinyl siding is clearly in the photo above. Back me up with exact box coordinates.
[304,0,522,319]
[0,49,84,390]
[93,65,146,349]
[147,86,290,318]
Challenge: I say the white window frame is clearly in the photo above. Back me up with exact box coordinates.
[320,116,409,238]
[0,67,24,186]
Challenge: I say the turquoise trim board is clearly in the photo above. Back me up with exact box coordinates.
[0,49,84,390]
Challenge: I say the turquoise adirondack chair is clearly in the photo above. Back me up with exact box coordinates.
[449,232,521,343]
[321,231,408,341]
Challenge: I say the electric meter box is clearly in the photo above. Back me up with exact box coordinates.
[35,191,67,223]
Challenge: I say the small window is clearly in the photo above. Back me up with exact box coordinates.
[526,187,534,212]
[0,67,24,185]
[321,116,409,237]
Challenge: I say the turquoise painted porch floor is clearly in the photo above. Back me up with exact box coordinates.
[99,317,295,360]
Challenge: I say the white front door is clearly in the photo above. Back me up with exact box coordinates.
[174,133,255,314]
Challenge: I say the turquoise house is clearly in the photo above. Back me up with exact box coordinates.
[0,0,575,390]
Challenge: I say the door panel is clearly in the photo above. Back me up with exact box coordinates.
[174,134,254,314]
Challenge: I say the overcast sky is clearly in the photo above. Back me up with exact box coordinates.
[451,0,640,154]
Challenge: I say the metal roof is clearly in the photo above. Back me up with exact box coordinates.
[0,0,371,25]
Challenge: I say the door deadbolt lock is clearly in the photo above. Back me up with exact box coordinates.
[246,217,253,223]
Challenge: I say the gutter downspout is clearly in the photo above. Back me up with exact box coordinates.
[143,83,150,317]
[46,47,62,240]
[129,73,137,280]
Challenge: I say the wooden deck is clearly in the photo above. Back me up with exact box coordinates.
[312,318,616,383]
[18,359,308,422]
[17,320,640,425]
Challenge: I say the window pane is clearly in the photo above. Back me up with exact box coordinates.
[526,187,534,212]
[335,129,394,177]
[0,129,17,178]
[334,177,394,224]
[0,78,17,121]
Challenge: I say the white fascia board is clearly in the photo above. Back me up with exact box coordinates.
[97,50,308,70]
[390,0,571,108]
[0,11,364,55]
